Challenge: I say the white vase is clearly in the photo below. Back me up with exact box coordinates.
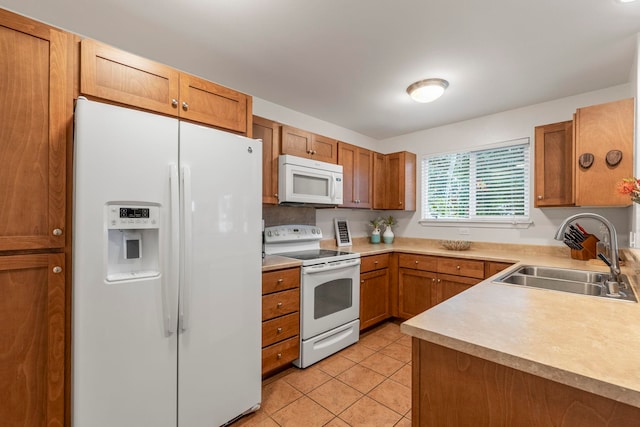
[383,225,394,244]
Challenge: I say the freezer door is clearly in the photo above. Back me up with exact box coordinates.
[72,99,179,427]
[177,122,262,426]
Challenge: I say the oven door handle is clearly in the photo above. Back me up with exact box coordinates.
[303,259,360,274]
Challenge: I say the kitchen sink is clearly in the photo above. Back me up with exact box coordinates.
[494,265,637,302]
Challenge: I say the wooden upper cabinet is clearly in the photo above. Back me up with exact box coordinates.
[338,142,373,208]
[575,98,634,207]
[386,151,417,211]
[0,10,73,251]
[281,125,313,158]
[0,253,66,426]
[80,39,251,134]
[280,125,337,163]
[80,39,180,116]
[178,73,249,134]
[253,116,280,204]
[373,152,387,209]
[311,133,338,163]
[534,121,574,207]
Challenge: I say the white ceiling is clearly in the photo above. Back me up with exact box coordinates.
[2,0,640,139]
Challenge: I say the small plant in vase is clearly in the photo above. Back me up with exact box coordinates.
[382,215,397,244]
[368,217,383,244]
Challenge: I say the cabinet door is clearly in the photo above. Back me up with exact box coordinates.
[311,133,338,163]
[398,269,437,319]
[281,125,313,158]
[373,152,387,209]
[355,147,373,208]
[387,151,417,211]
[534,121,574,207]
[81,38,180,116]
[0,253,65,426]
[575,98,634,207]
[437,273,480,304]
[0,10,72,251]
[253,116,280,204]
[360,269,390,330]
[179,73,249,134]
[338,142,358,207]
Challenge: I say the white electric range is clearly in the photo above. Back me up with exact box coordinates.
[264,225,360,367]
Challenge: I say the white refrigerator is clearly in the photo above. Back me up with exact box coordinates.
[72,98,262,426]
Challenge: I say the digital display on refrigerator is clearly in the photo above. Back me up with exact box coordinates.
[119,208,150,218]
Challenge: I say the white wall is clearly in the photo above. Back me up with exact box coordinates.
[317,84,636,247]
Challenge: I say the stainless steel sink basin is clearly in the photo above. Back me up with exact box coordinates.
[494,265,637,302]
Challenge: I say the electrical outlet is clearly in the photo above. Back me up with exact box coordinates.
[459,228,470,235]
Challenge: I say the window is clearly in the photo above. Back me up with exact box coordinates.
[421,139,530,226]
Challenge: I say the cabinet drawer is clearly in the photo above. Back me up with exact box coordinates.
[262,312,300,347]
[438,257,485,279]
[262,288,300,321]
[262,268,300,294]
[361,254,390,273]
[398,253,438,272]
[262,336,299,375]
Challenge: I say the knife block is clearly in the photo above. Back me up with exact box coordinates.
[570,234,598,261]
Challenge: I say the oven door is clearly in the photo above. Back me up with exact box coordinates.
[300,258,360,340]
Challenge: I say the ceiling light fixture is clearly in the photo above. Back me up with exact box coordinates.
[407,78,449,103]
[616,0,637,3]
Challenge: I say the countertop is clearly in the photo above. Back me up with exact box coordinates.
[264,237,640,408]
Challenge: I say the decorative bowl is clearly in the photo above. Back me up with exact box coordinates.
[440,240,471,251]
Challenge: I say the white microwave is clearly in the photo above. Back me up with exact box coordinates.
[278,155,343,205]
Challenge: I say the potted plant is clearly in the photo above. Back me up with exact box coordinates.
[368,217,383,244]
[382,215,397,244]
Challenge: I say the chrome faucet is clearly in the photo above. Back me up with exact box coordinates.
[554,213,621,284]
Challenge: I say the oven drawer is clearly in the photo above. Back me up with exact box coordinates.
[262,288,300,321]
[262,312,300,347]
[360,253,389,273]
[262,267,300,295]
[398,253,438,271]
[262,336,299,375]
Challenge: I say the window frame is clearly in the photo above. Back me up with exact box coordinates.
[419,138,533,229]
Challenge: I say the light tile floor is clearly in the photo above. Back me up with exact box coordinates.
[232,322,412,427]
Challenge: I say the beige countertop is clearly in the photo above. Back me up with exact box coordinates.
[267,237,640,408]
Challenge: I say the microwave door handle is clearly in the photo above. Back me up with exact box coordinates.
[331,174,336,201]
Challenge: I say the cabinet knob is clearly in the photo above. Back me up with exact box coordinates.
[182,101,189,111]
[53,266,62,274]
[374,261,378,264]
[415,260,419,264]
[361,280,365,284]
[431,278,436,283]
[537,195,543,200]
[52,228,63,236]
[307,150,313,155]
[277,278,284,283]
[456,265,461,270]
[171,99,178,107]
[437,279,441,283]
[277,327,283,334]
[277,353,282,359]
[277,302,283,308]
[274,193,278,197]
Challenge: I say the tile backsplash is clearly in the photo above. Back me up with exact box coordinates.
[262,205,315,227]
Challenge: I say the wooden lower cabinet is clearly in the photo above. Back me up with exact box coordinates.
[398,269,438,319]
[0,253,66,426]
[412,339,640,426]
[359,254,391,330]
[396,253,484,319]
[261,267,300,376]
[485,261,515,278]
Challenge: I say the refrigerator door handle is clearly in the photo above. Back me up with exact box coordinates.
[164,163,180,335]
[179,165,193,332]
